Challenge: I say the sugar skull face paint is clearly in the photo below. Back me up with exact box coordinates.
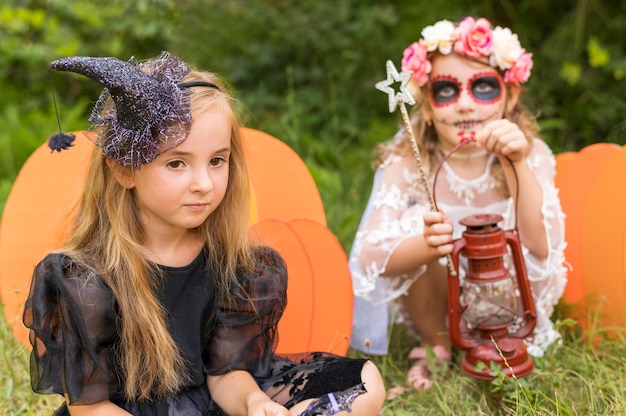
[430,75,461,105]
[430,71,503,107]
[468,72,503,104]
[426,53,509,151]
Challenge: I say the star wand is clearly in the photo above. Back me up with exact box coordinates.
[375,60,457,276]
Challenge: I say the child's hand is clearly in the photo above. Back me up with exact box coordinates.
[423,211,453,256]
[247,391,291,415]
[474,119,528,163]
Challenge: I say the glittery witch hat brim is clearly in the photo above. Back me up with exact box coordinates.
[49,52,193,168]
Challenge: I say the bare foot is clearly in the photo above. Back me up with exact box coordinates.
[406,345,451,390]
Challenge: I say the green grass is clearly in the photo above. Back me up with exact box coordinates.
[350,313,626,415]
[0,303,61,414]
[3,300,626,415]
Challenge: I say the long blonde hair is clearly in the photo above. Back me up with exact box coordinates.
[59,69,255,401]
[374,54,539,195]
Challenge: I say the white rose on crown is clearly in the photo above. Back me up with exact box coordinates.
[421,20,456,55]
[490,26,523,70]
[401,17,533,87]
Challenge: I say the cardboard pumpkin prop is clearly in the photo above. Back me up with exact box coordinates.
[555,142,626,328]
[242,128,326,226]
[0,128,350,355]
[0,132,93,346]
[555,143,621,306]
[580,144,626,327]
[251,219,352,355]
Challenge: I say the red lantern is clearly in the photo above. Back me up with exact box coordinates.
[447,213,537,380]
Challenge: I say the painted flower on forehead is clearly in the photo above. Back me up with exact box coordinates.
[453,17,493,59]
[400,16,533,87]
[421,19,455,54]
[401,41,431,86]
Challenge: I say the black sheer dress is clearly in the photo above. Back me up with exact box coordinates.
[23,246,367,415]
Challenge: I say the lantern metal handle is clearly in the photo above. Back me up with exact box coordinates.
[504,229,537,339]
[432,138,521,234]
[447,237,478,350]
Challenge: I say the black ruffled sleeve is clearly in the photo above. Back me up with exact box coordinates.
[22,254,120,405]
[204,246,287,377]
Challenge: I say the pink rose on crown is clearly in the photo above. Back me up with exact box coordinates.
[400,17,533,86]
[402,41,431,86]
[453,17,493,59]
[504,50,533,85]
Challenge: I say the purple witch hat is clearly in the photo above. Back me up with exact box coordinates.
[49,51,194,168]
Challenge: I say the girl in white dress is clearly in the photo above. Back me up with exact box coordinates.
[349,16,567,390]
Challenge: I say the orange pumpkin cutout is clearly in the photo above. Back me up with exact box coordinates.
[0,131,93,345]
[251,219,352,355]
[241,128,326,227]
[581,144,626,328]
[555,143,621,307]
[553,151,576,182]
[288,220,352,354]
[0,128,351,355]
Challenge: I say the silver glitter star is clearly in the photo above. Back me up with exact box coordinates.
[375,60,416,113]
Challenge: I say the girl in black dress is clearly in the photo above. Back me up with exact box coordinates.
[23,52,385,415]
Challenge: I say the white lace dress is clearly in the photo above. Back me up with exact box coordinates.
[349,135,568,357]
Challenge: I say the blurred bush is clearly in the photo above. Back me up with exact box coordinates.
[1,0,625,249]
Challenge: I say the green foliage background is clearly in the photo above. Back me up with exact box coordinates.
[1,0,625,250]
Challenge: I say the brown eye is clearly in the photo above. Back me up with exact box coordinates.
[210,157,226,167]
[167,160,185,169]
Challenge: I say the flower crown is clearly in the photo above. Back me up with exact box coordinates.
[401,17,533,87]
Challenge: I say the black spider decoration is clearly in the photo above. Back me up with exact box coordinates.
[48,132,76,153]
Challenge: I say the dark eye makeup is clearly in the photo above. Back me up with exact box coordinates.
[469,74,502,103]
[429,72,503,107]
[431,80,460,104]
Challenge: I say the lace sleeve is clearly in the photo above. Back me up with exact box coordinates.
[22,254,120,405]
[349,154,431,302]
[503,138,568,356]
[204,247,286,376]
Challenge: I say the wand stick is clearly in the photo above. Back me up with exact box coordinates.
[375,60,457,276]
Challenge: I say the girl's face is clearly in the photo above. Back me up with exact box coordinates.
[427,53,508,150]
[129,109,231,237]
